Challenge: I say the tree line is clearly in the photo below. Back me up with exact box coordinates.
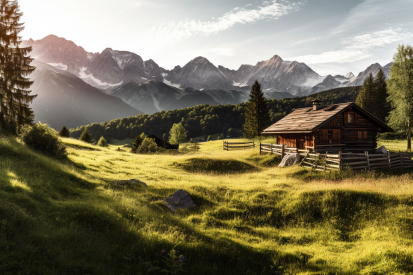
[355,44,413,151]
[69,86,360,142]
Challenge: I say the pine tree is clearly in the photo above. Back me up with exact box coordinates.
[355,73,375,114]
[131,135,144,153]
[243,80,270,139]
[58,126,70,137]
[0,1,36,128]
[388,44,413,151]
[79,128,93,143]
[374,68,390,122]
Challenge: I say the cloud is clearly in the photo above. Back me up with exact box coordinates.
[132,2,142,8]
[292,28,413,64]
[292,36,321,46]
[188,47,236,58]
[142,1,300,47]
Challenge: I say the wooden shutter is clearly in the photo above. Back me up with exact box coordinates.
[363,131,368,139]
[333,129,340,144]
[358,131,362,139]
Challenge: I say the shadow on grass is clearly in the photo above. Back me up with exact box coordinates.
[180,157,259,174]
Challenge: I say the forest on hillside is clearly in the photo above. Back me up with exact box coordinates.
[70,86,360,141]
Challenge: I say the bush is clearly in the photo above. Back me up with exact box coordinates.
[137,137,160,153]
[79,128,94,143]
[19,122,67,159]
[207,135,212,141]
[97,136,108,147]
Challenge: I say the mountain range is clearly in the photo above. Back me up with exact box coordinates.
[22,35,393,127]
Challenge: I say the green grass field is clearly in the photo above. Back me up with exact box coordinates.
[2,134,413,274]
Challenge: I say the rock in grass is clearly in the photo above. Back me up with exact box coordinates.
[112,179,147,186]
[164,189,197,211]
[278,153,301,167]
[376,146,387,154]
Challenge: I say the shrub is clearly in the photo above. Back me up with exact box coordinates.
[79,128,94,143]
[97,136,108,147]
[19,122,67,159]
[207,135,212,141]
[137,137,159,153]
[58,126,70,137]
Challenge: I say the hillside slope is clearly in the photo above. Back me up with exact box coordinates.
[2,134,413,274]
[30,61,142,129]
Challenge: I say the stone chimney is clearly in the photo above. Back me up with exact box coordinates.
[312,99,324,111]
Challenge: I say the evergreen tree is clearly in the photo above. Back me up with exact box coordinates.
[58,126,70,137]
[243,80,270,139]
[131,135,144,153]
[374,68,390,122]
[388,44,413,151]
[355,73,375,114]
[79,128,93,143]
[0,1,37,128]
[169,122,187,144]
[97,136,108,147]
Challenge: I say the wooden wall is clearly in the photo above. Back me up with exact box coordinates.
[314,106,379,152]
[277,133,313,149]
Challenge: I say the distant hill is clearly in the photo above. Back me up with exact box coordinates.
[70,86,360,141]
[30,61,142,129]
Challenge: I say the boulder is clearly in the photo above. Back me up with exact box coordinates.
[279,153,301,167]
[376,146,387,154]
[164,189,197,211]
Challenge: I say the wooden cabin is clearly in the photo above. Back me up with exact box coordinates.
[262,100,393,153]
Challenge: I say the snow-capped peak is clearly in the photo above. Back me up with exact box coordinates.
[345,72,355,79]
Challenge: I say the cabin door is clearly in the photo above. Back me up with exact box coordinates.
[298,141,304,149]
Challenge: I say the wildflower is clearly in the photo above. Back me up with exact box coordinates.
[178,255,186,262]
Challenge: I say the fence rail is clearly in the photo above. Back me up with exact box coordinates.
[259,143,412,172]
[300,151,413,172]
[223,141,255,151]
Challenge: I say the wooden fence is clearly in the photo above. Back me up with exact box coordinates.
[260,143,308,157]
[223,141,255,151]
[301,151,413,172]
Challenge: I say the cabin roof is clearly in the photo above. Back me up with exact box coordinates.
[262,102,393,134]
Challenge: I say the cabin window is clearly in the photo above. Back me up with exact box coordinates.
[348,113,355,124]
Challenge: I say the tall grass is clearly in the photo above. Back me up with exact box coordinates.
[1,134,413,274]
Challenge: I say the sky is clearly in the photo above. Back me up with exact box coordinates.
[19,0,413,75]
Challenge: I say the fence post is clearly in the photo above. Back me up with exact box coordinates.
[387,151,391,169]
[260,143,261,154]
[281,145,285,159]
[365,151,370,171]
[400,151,404,169]
[324,151,328,172]
[339,151,342,172]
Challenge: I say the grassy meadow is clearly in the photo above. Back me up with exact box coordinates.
[2,134,413,274]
